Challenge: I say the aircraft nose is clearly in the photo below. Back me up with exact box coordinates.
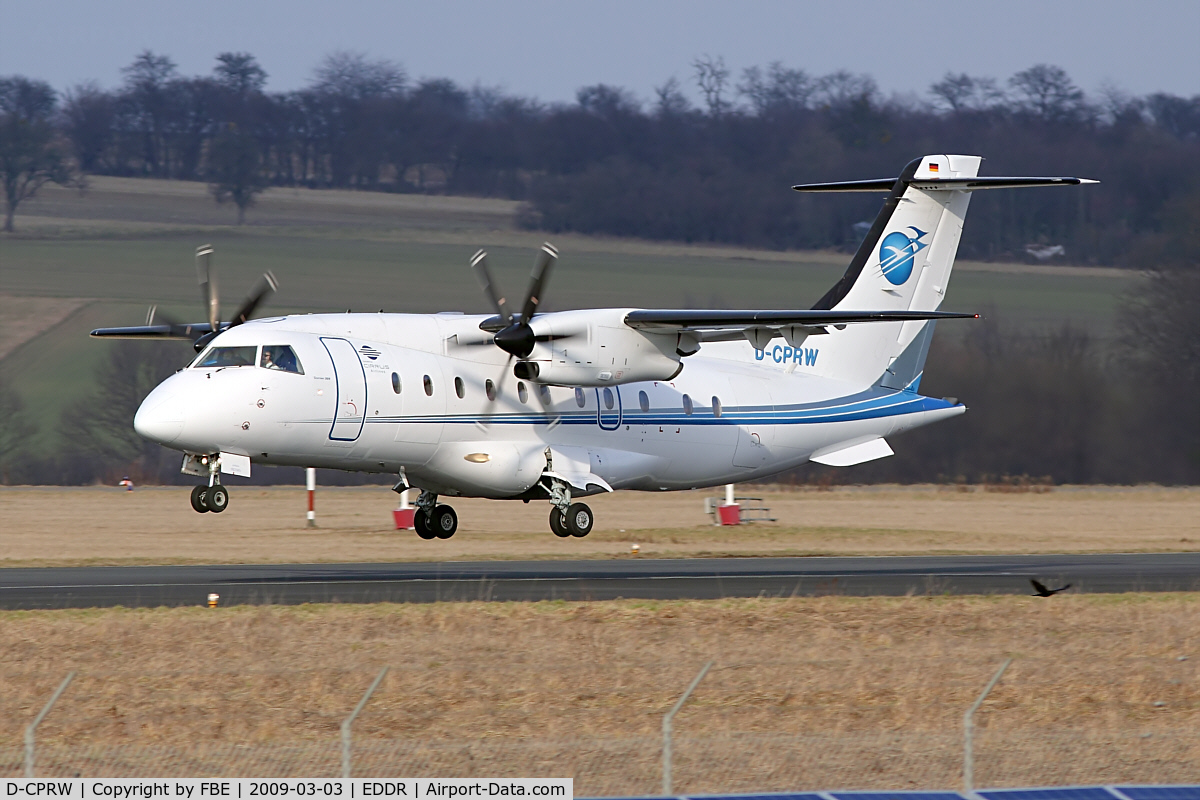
[134,385,185,445]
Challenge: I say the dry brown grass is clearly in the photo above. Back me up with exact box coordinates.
[1,485,1198,567]
[0,594,1196,745]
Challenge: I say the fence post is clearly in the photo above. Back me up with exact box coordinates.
[25,671,75,778]
[663,661,712,797]
[964,658,1011,793]
[342,667,389,779]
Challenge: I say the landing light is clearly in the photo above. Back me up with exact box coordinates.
[464,453,491,463]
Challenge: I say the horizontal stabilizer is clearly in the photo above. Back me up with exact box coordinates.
[793,176,1098,193]
[810,437,894,467]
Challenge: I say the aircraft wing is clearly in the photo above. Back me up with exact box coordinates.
[623,309,975,332]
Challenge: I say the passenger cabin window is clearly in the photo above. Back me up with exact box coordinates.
[391,372,402,394]
[638,390,650,413]
[575,388,586,408]
[260,345,304,374]
[423,375,434,396]
[455,377,465,399]
[682,394,693,415]
[517,382,529,404]
[538,385,552,406]
[485,379,496,401]
[712,396,722,417]
[603,388,615,410]
[196,346,257,369]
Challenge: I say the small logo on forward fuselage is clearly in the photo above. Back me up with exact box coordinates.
[878,226,929,285]
[359,345,382,361]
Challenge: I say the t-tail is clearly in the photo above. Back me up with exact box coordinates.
[793,155,1097,389]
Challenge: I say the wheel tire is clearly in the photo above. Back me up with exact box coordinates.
[432,505,458,539]
[549,509,570,538]
[414,511,437,540]
[566,502,593,537]
[205,485,229,513]
[190,485,210,513]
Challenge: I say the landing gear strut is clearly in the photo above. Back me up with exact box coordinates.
[544,477,592,537]
[413,490,458,539]
[189,455,228,513]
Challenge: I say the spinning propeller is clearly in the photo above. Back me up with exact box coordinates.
[92,245,279,350]
[471,242,558,359]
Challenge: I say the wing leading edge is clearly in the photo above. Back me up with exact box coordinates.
[623,309,976,331]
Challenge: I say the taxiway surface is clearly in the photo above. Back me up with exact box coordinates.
[1,553,1198,609]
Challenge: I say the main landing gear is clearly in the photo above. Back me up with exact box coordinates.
[189,483,229,513]
[411,489,458,540]
[546,477,593,538]
[549,503,593,538]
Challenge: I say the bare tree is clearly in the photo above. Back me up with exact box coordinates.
[207,122,267,224]
[214,52,267,95]
[61,82,116,172]
[1008,64,1088,122]
[653,77,691,117]
[311,51,406,99]
[692,55,730,116]
[739,62,813,116]
[929,72,1004,113]
[0,76,80,232]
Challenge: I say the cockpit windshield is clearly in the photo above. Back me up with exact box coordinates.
[194,346,257,368]
[260,345,304,374]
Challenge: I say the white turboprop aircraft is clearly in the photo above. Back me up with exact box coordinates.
[93,155,1095,539]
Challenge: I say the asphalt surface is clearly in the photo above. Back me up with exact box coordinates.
[2,553,1199,609]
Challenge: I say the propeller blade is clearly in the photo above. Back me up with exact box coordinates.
[519,243,557,323]
[145,305,157,326]
[196,245,218,333]
[229,271,279,328]
[471,250,511,325]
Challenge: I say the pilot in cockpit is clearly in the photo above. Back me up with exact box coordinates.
[260,345,302,374]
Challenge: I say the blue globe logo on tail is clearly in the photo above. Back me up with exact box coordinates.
[878,226,929,285]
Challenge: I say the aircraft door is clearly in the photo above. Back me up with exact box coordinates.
[321,337,367,441]
[596,386,622,431]
[731,377,775,467]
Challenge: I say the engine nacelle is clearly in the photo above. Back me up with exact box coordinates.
[517,309,685,387]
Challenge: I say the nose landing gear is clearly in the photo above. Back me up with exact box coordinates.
[189,483,229,513]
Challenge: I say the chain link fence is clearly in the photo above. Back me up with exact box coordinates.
[4,653,1198,795]
[2,729,1198,794]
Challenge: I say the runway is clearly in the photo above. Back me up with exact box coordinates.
[2,553,1199,609]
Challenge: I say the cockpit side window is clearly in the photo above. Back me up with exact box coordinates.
[260,345,304,374]
[195,346,258,369]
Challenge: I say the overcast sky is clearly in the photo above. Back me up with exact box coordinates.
[3,0,1198,104]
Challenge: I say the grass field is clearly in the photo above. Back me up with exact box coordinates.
[0,177,1139,452]
[1,595,1197,788]
[1,485,1197,568]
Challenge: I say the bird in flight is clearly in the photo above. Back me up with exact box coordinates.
[1030,579,1071,597]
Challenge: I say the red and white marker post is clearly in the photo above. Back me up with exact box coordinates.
[717,483,741,526]
[306,467,316,528]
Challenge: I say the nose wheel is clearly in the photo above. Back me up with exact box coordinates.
[190,484,229,513]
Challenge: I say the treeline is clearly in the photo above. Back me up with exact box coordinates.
[3,52,1200,262]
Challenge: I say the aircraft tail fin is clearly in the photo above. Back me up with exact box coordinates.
[791,155,1095,388]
